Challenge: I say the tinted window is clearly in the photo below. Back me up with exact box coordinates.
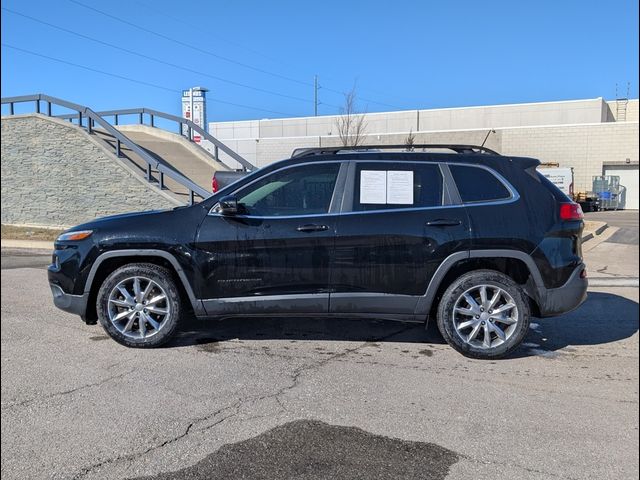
[236,163,340,216]
[450,165,511,203]
[353,163,443,211]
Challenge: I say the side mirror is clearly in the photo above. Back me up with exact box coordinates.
[217,195,239,215]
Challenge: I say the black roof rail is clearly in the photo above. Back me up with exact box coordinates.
[291,144,501,158]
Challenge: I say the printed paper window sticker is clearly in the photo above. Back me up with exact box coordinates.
[360,170,387,204]
[386,171,414,204]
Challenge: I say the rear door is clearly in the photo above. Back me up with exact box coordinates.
[329,160,471,315]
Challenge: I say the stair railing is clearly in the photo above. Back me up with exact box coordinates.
[55,107,257,172]
[1,94,211,204]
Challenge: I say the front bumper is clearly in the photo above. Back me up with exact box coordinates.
[49,283,88,316]
[537,263,588,317]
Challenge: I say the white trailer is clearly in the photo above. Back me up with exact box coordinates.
[537,167,574,198]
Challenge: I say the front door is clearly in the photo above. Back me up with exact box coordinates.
[195,161,345,315]
[329,160,471,315]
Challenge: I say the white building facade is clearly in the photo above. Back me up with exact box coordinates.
[209,98,639,209]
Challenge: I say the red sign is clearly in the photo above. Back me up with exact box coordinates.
[193,135,201,143]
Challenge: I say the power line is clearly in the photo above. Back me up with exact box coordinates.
[68,0,313,87]
[131,0,415,107]
[1,44,298,116]
[2,7,342,108]
[132,0,287,67]
[322,85,404,110]
[67,0,404,111]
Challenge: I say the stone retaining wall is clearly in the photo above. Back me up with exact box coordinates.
[1,114,180,227]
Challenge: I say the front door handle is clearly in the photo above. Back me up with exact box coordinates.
[296,224,330,233]
[426,219,462,227]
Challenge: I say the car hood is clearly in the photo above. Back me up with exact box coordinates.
[66,209,169,233]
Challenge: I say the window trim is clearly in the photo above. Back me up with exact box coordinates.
[208,159,520,220]
[208,160,347,219]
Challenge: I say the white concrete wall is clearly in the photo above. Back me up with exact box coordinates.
[210,98,610,141]
[212,122,639,196]
[502,122,639,193]
[207,98,639,201]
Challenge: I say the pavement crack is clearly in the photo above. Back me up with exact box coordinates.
[270,324,418,408]
[1,368,136,410]
[70,400,243,479]
[595,265,623,277]
[71,326,420,478]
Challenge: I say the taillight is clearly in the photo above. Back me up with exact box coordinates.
[559,202,584,220]
[212,174,219,193]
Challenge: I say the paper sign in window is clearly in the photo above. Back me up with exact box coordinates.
[360,170,387,204]
[386,170,414,204]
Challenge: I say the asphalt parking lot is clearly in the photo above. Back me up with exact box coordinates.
[1,212,638,480]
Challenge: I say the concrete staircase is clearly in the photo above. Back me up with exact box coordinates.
[92,125,224,201]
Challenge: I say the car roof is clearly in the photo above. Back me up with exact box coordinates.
[278,149,540,173]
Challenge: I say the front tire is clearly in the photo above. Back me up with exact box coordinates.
[436,270,530,359]
[96,263,182,348]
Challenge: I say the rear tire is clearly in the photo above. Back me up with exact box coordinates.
[96,263,182,348]
[437,269,530,359]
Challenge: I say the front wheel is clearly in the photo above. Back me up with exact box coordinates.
[437,270,530,359]
[96,263,182,348]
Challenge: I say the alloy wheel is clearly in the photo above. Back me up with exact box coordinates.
[452,284,519,349]
[107,276,171,340]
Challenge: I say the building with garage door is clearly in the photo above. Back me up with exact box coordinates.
[209,97,639,209]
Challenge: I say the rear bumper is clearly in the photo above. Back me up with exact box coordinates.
[537,264,588,317]
[49,283,88,316]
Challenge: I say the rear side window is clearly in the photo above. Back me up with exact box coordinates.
[450,165,511,203]
[353,162,443,211]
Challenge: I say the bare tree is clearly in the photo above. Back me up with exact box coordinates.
[335,87,367,147]
[404,128,416,151]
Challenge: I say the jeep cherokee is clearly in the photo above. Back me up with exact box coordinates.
[48,145,588,359]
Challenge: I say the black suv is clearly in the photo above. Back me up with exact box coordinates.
[48,145,588,359]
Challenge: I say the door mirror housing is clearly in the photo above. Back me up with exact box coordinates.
[217,195,239,215]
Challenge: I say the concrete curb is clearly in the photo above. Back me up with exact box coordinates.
[1,239,53,251]
[582,221,608,243]
[589,277,640,287]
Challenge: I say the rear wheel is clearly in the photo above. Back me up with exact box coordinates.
[96,263,182,348]
[437,270,530,359]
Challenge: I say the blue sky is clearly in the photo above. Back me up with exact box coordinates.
[1,0,639,122]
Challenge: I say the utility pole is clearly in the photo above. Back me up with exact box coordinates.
[314,75,318,116]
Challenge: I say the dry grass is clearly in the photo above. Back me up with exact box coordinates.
[1,224,64,241]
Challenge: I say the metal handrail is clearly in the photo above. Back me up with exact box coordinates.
[55,107,256,172]
[1,94,211,204]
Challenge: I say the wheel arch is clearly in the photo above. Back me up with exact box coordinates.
[83,250,201,323]
[415,250,544,318]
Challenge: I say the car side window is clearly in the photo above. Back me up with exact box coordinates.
[449,165,511,203]
[235,163,341,216]
[352,162,443,212]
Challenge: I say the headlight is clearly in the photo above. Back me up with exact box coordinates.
[56,230,93,242]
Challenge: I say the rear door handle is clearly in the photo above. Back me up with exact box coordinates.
[296,224,330,233]
[426,219,462,227]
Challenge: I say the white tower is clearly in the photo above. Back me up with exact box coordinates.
[181,87,208,144]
